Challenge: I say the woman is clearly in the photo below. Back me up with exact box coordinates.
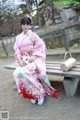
[13,15,59,105]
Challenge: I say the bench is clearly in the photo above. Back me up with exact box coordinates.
[5,61,80,98]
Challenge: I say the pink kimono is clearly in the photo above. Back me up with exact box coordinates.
[13,30,59,99]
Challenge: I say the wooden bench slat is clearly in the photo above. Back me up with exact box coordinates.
[47,66,80,72]
[5,62,80,74]
[46,61,61,64]
[47,69,80,77]
[46,64,60,66]
[5,62,18,69]
[46,61,80,67]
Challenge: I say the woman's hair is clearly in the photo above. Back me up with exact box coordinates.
[21,15,32,25]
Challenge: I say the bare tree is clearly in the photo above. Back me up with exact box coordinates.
[0,0,17,34]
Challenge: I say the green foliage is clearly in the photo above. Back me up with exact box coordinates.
[33,15,37,25]
[70,38,80,47]
[44,36,64,49]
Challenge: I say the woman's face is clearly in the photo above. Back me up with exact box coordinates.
[22,24,30,33]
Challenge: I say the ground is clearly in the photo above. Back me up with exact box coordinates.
[0,57,80,120]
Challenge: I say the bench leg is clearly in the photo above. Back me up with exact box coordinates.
[63,77,79,98]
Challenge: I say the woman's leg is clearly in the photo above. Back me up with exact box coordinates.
[28,73,46,105]
[13,67,46,105]
[13,67,23,93]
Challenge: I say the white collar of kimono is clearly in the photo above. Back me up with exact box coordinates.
[22,30,31,36]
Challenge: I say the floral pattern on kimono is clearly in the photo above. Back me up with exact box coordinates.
[13,30,59,99]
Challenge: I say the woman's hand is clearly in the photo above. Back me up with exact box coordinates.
[18,57,25,67]
[29,56,36,63]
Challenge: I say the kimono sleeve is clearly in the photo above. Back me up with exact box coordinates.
[13,36,21,59]
[33,33,46,60]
